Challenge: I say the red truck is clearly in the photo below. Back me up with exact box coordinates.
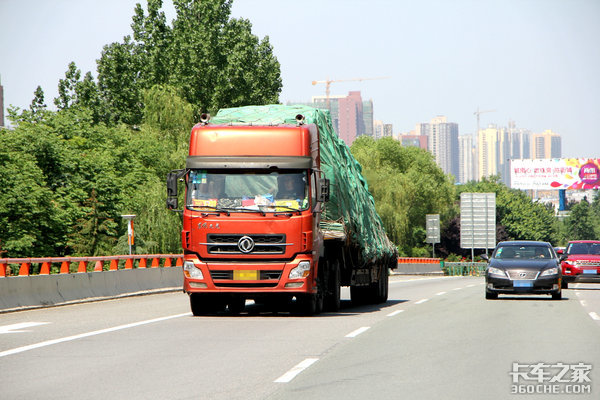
[557,240,600,288]
[167,105,397,315]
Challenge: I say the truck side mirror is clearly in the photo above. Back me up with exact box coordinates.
[480,254,489,262]
[166,170,183,210]
[319,179,330,202]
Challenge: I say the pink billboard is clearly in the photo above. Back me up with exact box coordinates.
[511,158,600,190]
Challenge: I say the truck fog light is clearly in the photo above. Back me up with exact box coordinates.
[285,282,304,288]
[189,281,208,288]
[183,261,204,279]
[289,261,311,279]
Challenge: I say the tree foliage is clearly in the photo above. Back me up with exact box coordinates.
[351,137,455,255]
[96,0,281,125]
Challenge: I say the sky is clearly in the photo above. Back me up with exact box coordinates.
[1,0,599,158]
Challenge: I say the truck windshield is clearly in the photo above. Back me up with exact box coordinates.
[186,169,309,212]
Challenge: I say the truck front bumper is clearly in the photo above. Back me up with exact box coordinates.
[182,255,317,294]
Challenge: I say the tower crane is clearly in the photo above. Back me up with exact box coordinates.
[473,107,496,138]
[311,76,390,108]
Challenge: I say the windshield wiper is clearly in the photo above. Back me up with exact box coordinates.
[186,205,230,216]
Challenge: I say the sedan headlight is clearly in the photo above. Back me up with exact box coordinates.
[540,267,559,276]
[183,260,204,279]
[487,266,507,278]
[289,261,311,279]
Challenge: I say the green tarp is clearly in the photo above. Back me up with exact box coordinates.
[211,105,397,266]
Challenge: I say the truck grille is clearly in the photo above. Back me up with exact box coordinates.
[204,234,287,254]
[507,270,540,280]
[210,271,282,280]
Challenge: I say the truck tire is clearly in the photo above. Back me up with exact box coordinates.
[295,293,318,316]
[190,294,226,316]
[375,267,389,303]
[324,260,341,312]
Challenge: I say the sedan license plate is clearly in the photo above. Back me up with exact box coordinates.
[583,269,597,275]
[513,280,533,288]
[233,270,258,280]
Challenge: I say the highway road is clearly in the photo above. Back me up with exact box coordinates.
[1,276,599,400]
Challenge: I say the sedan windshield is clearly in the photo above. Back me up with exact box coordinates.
[186,169,309,212]
[494,245,554,260]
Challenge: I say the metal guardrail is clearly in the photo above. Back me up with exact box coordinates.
[0,254,184,277]
[442,262,487,276]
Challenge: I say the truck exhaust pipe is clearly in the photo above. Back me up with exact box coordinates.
[200,113,211,125]
[295,114,305,125]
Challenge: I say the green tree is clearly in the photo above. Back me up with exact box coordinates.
[96,0,281,125]
[351,137,455,255]
[564,198,596,240]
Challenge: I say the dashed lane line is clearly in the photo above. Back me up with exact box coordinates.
[415,298,429,304]
[345,327,371,338]
[387,310,404,317]
[274,358,319,383]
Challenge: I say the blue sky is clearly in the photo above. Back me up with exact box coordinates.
[1,0,599,157]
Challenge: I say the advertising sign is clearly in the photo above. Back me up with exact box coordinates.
[511,158,600,190]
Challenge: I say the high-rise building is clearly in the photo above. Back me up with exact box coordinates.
[458,135,475,183]
[531,129,562,159]
[419,116,459,181]
[310,91,369,145]
[478,124,500,180]
[363,99,374,137]
[398,134,428,149]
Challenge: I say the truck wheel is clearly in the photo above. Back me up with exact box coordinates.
[552,290,562,300]
[190,294,225,316]
[561,280,568,289]
[295,294,318,316]
[375,267,389,303]
[324,260,341,312]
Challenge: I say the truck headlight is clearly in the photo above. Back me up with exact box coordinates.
[289,261,311,279]
[183,261,204,279]
[540,267,558,276]
[487,267,507,278]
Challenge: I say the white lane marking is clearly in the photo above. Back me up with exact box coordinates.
[452,287,463,291]
[389,276,463,284]
[0,313,190,358]
[345,327,370,338]
[436,291,447,296]
[575,292,582,297]
[580,300,587,307]
[415,298,429,304]
[0,322,50,334]
[274,358,319,383]
[590,312,600,321]
[387,310,404,317]
[467,284,476,287]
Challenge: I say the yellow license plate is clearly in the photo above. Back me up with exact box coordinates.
[233,270,259,280]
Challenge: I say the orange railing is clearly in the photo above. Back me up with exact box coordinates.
[0,254,183,277]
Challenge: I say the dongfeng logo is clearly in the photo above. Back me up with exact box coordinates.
[238,236,255,253]
[519,272,527,278]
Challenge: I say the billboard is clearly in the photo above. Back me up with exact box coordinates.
[511,158,600,190]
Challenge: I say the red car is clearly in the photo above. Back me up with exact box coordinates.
[558,240,600,288]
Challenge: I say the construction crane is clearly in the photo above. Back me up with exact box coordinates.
[473,107,496,138]
[311,76,390,108]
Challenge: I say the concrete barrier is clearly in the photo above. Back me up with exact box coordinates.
[0,267,183,313]
[394,259,443,275]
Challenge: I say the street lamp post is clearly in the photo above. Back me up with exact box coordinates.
[121,214,136,255]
